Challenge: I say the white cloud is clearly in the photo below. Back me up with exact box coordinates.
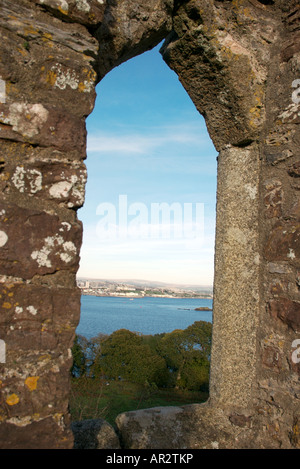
[87,122,212,156]
[77,221,215,286]
[87,134,149,154]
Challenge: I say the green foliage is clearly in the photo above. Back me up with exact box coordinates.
[71,333,108,377]
[71,320,212,392]
[97,329,168,386]
[71,335,88,377]
[156,321,212,391]
[177,354,210,391]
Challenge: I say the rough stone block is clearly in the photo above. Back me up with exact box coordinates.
[264,221,300,263]
[0,282,81,350]
[3,160,87,208]
[0,416,74,449]
[0,102,87,152]
[33,0,106,26]
[262,345,282,371]
[269,298,300,332]
[229,413,252,428]
[115,404,237,449]
[264,179,283,218]
[71,419,121,449]
[0,203,82,279]
[288,161,300,178]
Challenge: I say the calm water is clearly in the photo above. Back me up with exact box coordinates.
[76,295,213,339]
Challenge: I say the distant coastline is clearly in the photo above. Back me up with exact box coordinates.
[81,292,212,300]
[77,277,213,300]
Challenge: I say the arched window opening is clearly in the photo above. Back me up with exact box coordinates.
[71,43,217,424]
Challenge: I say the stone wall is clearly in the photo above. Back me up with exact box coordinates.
[0,0,299,449]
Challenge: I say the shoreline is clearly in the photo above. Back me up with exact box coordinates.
[81,293,213,300]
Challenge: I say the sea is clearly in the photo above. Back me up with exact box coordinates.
[76,295,213,339]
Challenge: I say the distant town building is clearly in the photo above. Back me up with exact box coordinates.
[76,278,213,299]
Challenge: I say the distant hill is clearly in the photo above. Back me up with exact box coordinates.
[77,277,213,293]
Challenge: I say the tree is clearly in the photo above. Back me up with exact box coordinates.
[177,351,210,391]
[71,333,109,378]
[71,335,88,377]
[156,321,212,391]
[71,322,212,391]
[95,329,168,386]
[184,320,212,358]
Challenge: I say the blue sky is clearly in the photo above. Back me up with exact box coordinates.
[77,43,217,286]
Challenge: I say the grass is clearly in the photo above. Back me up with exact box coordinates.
[69,376,208,428]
